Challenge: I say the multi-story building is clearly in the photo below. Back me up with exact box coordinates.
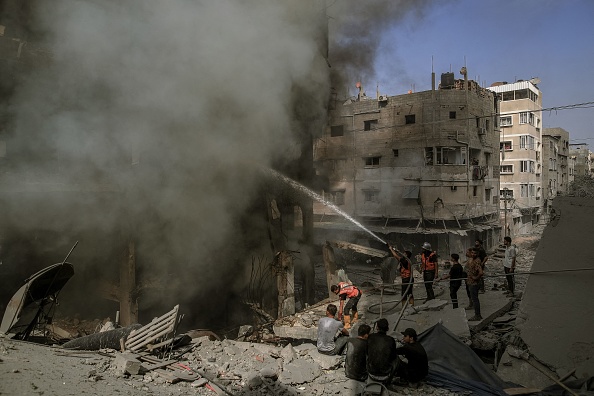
[542,128,570,216]
[542,128,570,198]
[314,70,501,256]
[487,80,542,235]
[569,144,593,178]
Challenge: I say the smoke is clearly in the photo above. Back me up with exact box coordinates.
[3,0,330,324]
[326,0,432,96]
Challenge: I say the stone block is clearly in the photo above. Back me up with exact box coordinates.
[113,352,141,375]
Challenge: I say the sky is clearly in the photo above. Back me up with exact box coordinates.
[358,0,594,144]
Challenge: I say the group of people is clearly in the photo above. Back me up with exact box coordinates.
[385,237,517,322]
[317,303,428,390]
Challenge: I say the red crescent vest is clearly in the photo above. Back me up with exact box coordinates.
[400,260,411,278]
[421,251,437,271]
[338,282,360,298]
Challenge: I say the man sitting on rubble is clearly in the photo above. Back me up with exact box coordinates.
[394,328,428,387]
[367,318,397,384]
[344,323,371,393]
[331,281,362,330]
[317,304,349,355]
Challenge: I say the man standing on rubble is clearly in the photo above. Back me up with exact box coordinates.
[420,242,438,301]
[367,318,397,384]
[388,246,415,306]
[503,236,517,296]
[317,304,349,355]
[475,239,488,293]
[466,248,484,321]
[331,281,361,330]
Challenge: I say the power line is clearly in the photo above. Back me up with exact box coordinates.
[331,98,594,134]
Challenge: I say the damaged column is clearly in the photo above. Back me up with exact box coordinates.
[274,251,295,318]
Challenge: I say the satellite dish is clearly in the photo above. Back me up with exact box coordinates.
[529,77,541,85]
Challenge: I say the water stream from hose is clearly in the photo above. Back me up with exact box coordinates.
[266,168,387,245]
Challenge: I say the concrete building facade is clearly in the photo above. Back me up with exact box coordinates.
[487,80,543,236]
[542,128,570,198]
[313,71,500,256]
[569,144,593,178]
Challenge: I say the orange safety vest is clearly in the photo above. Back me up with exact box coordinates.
[421,251,437,271]
[338,282,360,298]
[399,260,411,278]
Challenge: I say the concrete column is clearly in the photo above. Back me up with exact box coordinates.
[322,242,338,299]
[119,240,138,326]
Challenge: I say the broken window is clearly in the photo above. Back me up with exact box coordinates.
[436,146,466,165]
[364,119,378,131]
[364,156,380,167]
[405,114,416,124]
[501,189,514,198]
[449,111,456,119]
[425,147,434,165]
[500,116,512,126]
[326,190,345,205]
[501,165,513,174]
[330,125,344,137]
[500,141,512,151]
[363,190,379,202]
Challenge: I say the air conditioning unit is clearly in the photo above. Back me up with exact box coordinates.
[378,95,388,102]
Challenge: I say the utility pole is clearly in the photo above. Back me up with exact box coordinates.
[503,187,509,237]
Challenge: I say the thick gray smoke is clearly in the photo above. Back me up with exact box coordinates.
[327,0,432,96]
[3,0,330,324]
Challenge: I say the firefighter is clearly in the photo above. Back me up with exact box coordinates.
[420,242,438,300]
[330,281,362,330]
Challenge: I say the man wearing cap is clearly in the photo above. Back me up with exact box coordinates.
[367,318,398,384]
[395,328,429,385]
[420,242,438,301]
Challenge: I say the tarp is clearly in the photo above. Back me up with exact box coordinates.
[418,322,507,396]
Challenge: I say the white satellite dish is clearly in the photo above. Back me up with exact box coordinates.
[529,77,541,85]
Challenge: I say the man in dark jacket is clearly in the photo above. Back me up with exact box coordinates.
[395,328,428,385]
[345,324,371,389]
[367,318,397,384]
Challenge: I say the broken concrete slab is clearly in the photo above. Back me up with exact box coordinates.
[515,198,594,378]
[279,358,322,384]
[113,352,142,375]
[496,347,555,390]
[308,350,342,370]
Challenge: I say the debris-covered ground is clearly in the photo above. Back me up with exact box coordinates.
[0,227,546,396]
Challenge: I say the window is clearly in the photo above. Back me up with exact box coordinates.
[405,114,416,124]
[485,189,491,202]
[529,91,538,102]
[425,147,434,165]
[363,190,379,202]
[364,156,380,167]
[528,112,535,126]
[330,125,344,137]
[436,146,466,165]
[520,135,535,150]
[519,112,528,124]
[549,158,553,170]
[501,165,513,174]
[473,186,477,197]
[500,116,512,126]
[529,184,535,197]
[520,160,535,173]
[521,184,528,197]
[449,111,456,119]
[501,189,513,198]
[500,141,512,151]
[331,190,345,205]
[392,149,399,157]
[364,119,378,131]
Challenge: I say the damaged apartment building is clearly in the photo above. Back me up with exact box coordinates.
[313,69,500,257]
